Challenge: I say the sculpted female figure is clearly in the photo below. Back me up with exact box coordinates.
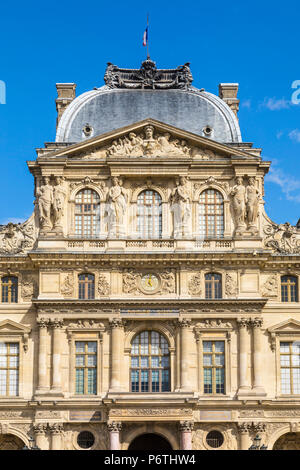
[107,176,127,235]
[170,176,191,236]
[53,176,67,231]
[36,176,53,231]
[230,176,246,233]
[246,177,260,231]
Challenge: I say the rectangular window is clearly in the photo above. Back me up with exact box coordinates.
[75,341,97,395]
[203,340,225,394]
[280,341,300,394]
[0,343,19,396]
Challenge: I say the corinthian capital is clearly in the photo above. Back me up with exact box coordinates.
[237,318,249,329]
[237,422,251,434]
[177,318,191,328]
[179,421,194,432]
[252,422,266,433]
[33,423,47,435]
[50,318,64,329]
[251,317,263,329]
[49,423,64,434]
[37,318,49,329]
[107,421,122,432]
[109,318,124,329]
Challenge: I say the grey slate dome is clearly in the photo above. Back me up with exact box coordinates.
[56,61,242,144]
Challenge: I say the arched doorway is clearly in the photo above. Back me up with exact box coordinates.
[128,433,173,451]
[0,434,25,450]
[273,432,300,450]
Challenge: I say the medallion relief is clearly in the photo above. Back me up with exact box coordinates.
[123,269,175,295]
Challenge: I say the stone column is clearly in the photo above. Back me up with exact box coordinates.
[237,423,251,450]
[179,421,193,450]
[251,318,266,395]
[237,318,251,395]
[36,318,49,393]
[49,423,64,450]
[109,318,123,391]
[50,319,64,394]
[108,421,122,450]
[33,423,48,450]
[178,319,191,391]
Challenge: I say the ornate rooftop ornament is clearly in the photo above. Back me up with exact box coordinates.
[104,59,193,90]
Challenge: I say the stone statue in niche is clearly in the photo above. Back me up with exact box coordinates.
[107,176,127,237]
[36,176,53,231]
[53,176,67,233]
[170,176,191,238]
[230,176,246,235]
[246,177,260,234]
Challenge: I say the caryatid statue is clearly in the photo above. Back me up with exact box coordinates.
[53,176,67,232]
[36,176,53,231]
[246,177,260,233]
[170,176,191,237]
[230,176,246,234]
[107,176,127,237]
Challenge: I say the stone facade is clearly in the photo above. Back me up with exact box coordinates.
[0,61,300,450]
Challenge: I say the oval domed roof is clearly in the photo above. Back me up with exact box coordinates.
[56,62,242,144]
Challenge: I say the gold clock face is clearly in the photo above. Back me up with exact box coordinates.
[140,273,160,293]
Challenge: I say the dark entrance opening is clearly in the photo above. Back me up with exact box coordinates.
[128,433,173,451]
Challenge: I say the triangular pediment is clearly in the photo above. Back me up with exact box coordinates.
[0,319,31,334]
[41,119,258,161]
[268,319,300,333]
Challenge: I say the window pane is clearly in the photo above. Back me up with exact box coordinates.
[199,189,224,239]
[130,330,170,392]
[281,368,291,394]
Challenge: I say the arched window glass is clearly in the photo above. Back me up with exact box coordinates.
[281,275,298,302]
[75,189,100,238]
[205,273,222,299]
[137,190,162,239]
[130,331,170,392]
[78,273,95,300]
[1,276,18,303]
[199,189,224,238]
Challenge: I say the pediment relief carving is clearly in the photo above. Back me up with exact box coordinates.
[66,125,229,161]
[106,125,220,159]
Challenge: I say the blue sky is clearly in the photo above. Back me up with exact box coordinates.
[0,0,300,225]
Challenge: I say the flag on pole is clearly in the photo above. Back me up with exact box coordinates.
[143,26,148,47]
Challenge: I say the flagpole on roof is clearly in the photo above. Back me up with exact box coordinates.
[147,13,150,59]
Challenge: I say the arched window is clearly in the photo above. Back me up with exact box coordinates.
[281,275,298,302]
[78,273,95,300]
[137,190,162,239]
[130,331,170,392]
[205,273,222,299]
[199,189,224,239]
[1,276,18,303]
[75,189,100,238]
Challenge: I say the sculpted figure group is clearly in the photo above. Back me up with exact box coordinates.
[37,176,67,233]
[230,176,260,234]
[107,125,209,159]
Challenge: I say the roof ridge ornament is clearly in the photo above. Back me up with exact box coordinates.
[104,60,193,90]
